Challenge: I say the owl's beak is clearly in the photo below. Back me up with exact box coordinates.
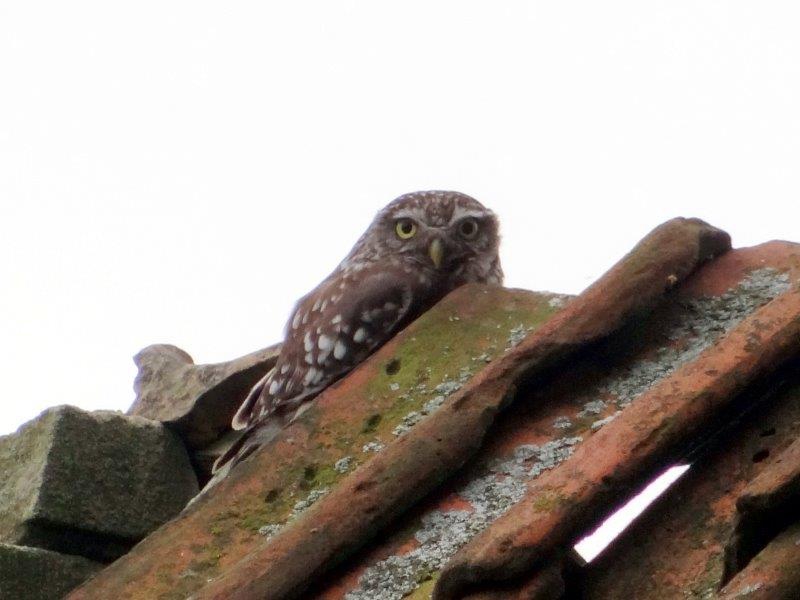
[429,238,444,269]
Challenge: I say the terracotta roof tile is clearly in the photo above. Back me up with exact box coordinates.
[67,222,800,600]
[68,284,563,600]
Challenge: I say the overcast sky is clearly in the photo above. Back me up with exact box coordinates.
[1,2,799,435]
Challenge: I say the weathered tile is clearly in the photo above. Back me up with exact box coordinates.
[69,284,563,599]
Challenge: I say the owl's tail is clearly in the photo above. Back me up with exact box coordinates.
[231,368,273,430]
[186,418,286,509]
[213,417,285,474]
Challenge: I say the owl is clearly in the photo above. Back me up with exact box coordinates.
[213,191,502,476]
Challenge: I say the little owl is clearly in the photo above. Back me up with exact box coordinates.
[213,191,502,476]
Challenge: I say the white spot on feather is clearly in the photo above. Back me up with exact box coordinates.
[353,327,367,343]
[318,335,333,351]
[334,340,347,360]
[305,352,315,365]
[312,298,321,311]
[304,332,314,352]
[303,367,319,385]
[269,379,282,395]
[292,312,301,330]
[331,314,342,324]
[280,363,291,374]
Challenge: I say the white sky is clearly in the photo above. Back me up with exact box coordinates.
[1,2,799,435]
[574,464,691,562]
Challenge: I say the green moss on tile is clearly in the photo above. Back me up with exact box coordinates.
[95,289,563,600]
[532,490,567,513]
[407,573,438,599]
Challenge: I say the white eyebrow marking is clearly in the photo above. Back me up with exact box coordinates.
[391,207,428,221]
[449,206,487,223]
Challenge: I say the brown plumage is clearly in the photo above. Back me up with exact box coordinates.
[213,191,503,477]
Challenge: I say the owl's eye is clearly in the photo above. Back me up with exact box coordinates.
[458,218,479,239]
[395,219,417,239]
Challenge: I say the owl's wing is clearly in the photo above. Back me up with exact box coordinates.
[217,267,418,473]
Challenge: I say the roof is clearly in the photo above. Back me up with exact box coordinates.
[68,218,800,600]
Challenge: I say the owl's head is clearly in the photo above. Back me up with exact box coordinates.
[345,191,503,286]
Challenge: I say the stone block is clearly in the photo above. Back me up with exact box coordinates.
[0,543,101,600]
[0,405,198,561]
[128,343,280,449]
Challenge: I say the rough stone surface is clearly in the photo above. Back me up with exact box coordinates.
[0,405,198,561]
[0,543,101,600]
[129,343,280,449]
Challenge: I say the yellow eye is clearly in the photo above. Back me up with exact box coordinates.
[395,219,417,239]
